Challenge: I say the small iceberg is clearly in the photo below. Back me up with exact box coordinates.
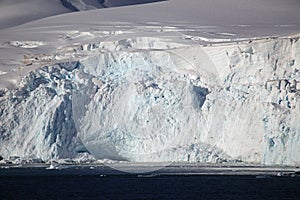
[46,161,60,170]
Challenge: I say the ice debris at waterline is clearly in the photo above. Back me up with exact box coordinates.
[1,34,300,166]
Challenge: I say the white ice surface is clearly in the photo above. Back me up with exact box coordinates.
[0,0,300,165]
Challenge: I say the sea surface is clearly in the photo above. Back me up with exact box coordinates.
[1,165,300,200]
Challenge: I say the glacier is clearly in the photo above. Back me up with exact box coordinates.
[1,30,300,166]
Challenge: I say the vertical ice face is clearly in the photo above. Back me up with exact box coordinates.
[0,35,300,165]
[0,63,83,161]
[74,50,222,162]
[71,36,300,165]
[202,36,300,165]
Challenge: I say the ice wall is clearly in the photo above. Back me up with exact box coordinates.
[203,36,300,165]
[0,35,300,165]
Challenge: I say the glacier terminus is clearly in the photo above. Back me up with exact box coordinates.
[0,0,300,167]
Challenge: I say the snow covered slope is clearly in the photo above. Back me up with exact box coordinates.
[0,0,300,165]
[0,0,166,30]
[0,0,71,30]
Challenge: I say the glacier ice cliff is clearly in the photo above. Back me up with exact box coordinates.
[1,34,300,165]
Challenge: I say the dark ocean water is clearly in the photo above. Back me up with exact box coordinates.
[1,166,300,200]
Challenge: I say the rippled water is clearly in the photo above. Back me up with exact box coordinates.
[1,166,300,200]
